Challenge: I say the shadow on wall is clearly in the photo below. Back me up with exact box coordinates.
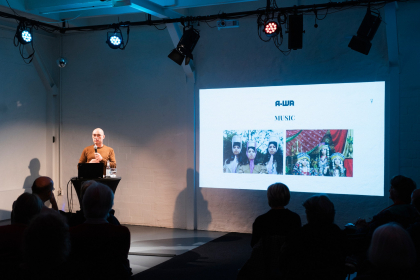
[173,168,212,230]
[22,158,40,193]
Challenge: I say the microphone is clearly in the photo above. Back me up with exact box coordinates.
[94,144,97,153]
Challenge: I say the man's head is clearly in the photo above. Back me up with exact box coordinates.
[23,212,70,270]
[92,128,105,147]
[368,223,416,270]
[82,183,113,220]
[31,176,54,203]
[389,175,416,204]
[11,193,43,225]
[79,180,98,208]
[267,183,290,208]
[411,189,420,213]
[303,194,335,225]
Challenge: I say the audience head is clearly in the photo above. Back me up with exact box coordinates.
[411,189,420,213]
[79,180,98,208]
[23,213,70,271]
[389,175,416,204]
[83,183,114,220]
[303,194,335,225]
[11,193,43,225]
[267,183,290,208]
[368,222,416,271]
[31,176,54,202]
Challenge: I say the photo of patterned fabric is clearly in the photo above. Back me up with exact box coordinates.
[285,130,353,177]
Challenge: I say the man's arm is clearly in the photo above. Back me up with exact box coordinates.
[78,147,88,167]
[49,192,59,211]
[109,148,117,168]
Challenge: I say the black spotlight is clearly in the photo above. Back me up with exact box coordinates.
[288,14,304,50]
[106,29,123,49]
[16,22,33,45]
[168,27,200,66]
[264,21,279,37]
[348,9,381,55]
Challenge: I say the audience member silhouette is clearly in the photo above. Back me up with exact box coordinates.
[353,223,417,280]
[251,182,301,247]
[281,195,347,280]
[238,183,301,280]
[68,183,132,280]
[0,193,43,280]
[21,212,71,280]
[356,175,418,236]
[31,176,59,213]
[407,189,420,274]
[67,180,120,227]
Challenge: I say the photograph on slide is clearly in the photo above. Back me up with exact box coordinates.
[285,129,353,177]
[223,130,284,175]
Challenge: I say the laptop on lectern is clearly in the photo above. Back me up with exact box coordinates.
[78,163,103,179]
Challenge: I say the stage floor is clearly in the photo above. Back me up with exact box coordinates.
[126,225,226,275]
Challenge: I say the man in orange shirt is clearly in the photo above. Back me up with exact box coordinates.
[78,128,116,170]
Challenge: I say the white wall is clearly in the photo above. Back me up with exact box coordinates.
[59,26,194,228]
[397,2,420,185]
[0,24,59,220]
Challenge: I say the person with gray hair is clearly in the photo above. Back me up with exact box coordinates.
[250,183,301,247]
[68,180,120,227]
[281,194,347,280]
[354,223,417,280]
[68,183,132,279]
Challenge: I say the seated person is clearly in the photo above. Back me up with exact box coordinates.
[31,176,58,213]
[21,212,71,280]
[281,195,347,280]
[0,193,43,280]
[354,223,417,280]
[356,175,418,236]
[68,183,132,280]
[67,180,120,227]
[407,189,420,273]
[238,183,301,280]
[251,183,301,247]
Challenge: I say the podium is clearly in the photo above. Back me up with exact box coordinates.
[70,177,121,207]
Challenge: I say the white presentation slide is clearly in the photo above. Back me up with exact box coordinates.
[199,82,385,196]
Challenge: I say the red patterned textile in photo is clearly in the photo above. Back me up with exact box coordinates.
[344,158,353,177]
[286,130,327,156]
[330,130,348,154]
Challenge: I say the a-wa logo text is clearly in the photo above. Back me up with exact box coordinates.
[275,100,294,106]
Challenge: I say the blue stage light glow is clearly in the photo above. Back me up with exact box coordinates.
[110,35,121,46]
[21,30,32,43]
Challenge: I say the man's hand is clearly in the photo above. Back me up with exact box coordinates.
[89,159,100,163]
[49,191,59,211]
[95,153,103,162]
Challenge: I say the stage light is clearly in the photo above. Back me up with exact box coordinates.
[288,14,304,50]
[15,22,33,45]
[106,30,123,49]
[348,8,381,55]
[264,21,279,37]
[168,27,200,66]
